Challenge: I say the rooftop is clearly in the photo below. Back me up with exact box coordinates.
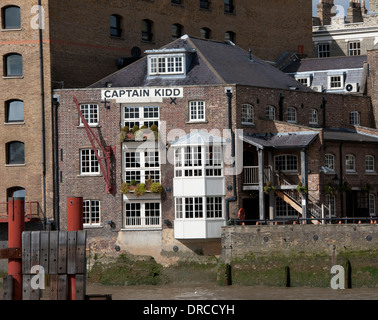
[89,35,311,92]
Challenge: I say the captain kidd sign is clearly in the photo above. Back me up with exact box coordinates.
[101,87,183,103]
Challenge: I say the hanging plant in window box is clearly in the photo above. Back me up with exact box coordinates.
[263,181,275,194]
[150,182,163,194]
[296,182,308,194]
[134,183,147,197]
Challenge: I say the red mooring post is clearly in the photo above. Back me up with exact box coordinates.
[8,197,25,300]
[67,197,83,300]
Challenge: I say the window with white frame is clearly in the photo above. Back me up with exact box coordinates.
[189,101,205,122]
[80,149,99,175]
[369,194,376,216]
[241,104,254,125]
[83,200,100,226]
[296,77,310,87]
[365,155,375,173]
[345,154,355,172]
[326,194,336,217]
[175,196,224,219]
[325,154,335,171]
[349,111,360,126]
[287,107,297,123]
[175,145,223,177]
[328,75,343,89]
[124,201,161,228]
[123,105,159,129]
[275,197,298,218]
[274,154,298,173]
[348,41,361,56]
[265,105,276,120]
[309,109,318,125]
[124,150,160,184]
[318,43,330,58]
[148,55,184,75]
[80,104,99,126]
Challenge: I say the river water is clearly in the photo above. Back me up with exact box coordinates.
[85,283,378,300]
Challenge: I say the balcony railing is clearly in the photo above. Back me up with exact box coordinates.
[243,166,271,185]
[0,201,41,223]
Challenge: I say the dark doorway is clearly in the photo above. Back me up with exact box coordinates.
[346,191,369,218]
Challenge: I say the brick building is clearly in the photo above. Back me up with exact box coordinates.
[55,36,378,262]
[313,0,378,58]
[0,0,313,235]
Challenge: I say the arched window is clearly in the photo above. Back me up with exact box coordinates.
[2,5,20,29]
[142,19,153,42]
[365,155,375,173]
[345,154,355,172]
[110,14,122,37]
[171,23,183,40]
[6,141,25,165]
[309,109,318,125]
[225,31,235,43]
[325,154,335,170]
[265,105,276,120]
[7,186,25,199]
[5,99,24,122]
[4,53,22,76]
[287,107,297,123]
[241,104,254,125]
[200,27,211,39]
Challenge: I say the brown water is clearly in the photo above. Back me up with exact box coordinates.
[85,284,378,300]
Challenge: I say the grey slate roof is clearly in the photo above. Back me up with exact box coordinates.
[323,129,378,143]
[242,132,319,150]
[89,35,311,92]
[283,55,367,73]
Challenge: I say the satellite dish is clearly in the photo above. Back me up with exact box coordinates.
[131,46,141,58]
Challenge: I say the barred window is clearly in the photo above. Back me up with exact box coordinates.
[83,200,100,226]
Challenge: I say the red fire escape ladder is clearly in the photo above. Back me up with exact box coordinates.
[73,96,116,194]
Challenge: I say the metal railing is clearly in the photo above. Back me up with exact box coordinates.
[243,166,271,185]
[0,201,41,222]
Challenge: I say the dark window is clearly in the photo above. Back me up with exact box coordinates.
[6,100,24,122]
[225,31,235,43]
[7,187,25,199]
[2,6,20,29]
[171,24,183,40]
[200,0,210,9]
[224,0,234,13]
[200,27,211,39]
[142,19,153,42]
[110,14,122,37]
[171,0,182,4]
[6,141,25,164]
[4,53,22,76]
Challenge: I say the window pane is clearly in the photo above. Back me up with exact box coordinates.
[4,6,21,29]
[6,54,22,76]
[7,141,24,164]
[7,100,24,122]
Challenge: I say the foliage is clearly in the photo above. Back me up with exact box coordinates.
[150,182,163,194]
[134,183,147,196]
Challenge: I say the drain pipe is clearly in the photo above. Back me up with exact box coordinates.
[225,88,237,222]
[53,97,60,230]
[38,0,47,228]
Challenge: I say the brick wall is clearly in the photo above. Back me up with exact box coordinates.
[48,0,313,88]
[0,0,54,224]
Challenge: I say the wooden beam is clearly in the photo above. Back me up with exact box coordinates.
[275,190,302,213]
[0,247,22,260]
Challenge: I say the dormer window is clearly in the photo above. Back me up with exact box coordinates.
[149,55,184,75]
[146,46,194,77]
